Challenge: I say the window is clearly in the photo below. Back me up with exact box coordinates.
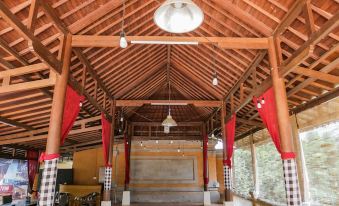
[0,158,28,201]
[300,121,339,205]
[233,146,254,198]
[256,141,286,204]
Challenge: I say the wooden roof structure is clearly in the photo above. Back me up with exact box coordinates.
[0,0,338,152]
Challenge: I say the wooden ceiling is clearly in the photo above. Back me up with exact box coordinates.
[0,0,338,151]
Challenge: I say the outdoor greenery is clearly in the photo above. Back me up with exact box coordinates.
[256,141,286,204]
[233,146,254,198]
[300,121,339,206]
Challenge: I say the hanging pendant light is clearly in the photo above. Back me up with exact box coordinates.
[154,0,204,33]
[120,0,128,48]
[162,109,178,127]
[211,45,218,86]
[212,72,218,86]
[162,52,177,131]
[120,31,128,48]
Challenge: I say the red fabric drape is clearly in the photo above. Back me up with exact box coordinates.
[27,150,39,189]
[61,86,85,145]
[101,113,111,166]
[124,134,130,185]
[253,88,281,153]
[253,87,295,159]
[203,134,209,186]
[224,114,236,167]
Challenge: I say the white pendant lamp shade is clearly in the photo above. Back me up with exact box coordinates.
[162,114,178,127]
[154,0,204,33]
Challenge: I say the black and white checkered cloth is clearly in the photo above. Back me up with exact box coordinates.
[282,159,301,206]
[223,165,232,190]
[104,166,112,191]
[39,158,59,206]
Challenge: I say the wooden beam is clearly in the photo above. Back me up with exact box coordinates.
[0,1,61,74]
[224,51,267,102]
[71,35,269,49]
[0,116,33,130]
[273,0,307,36]
[26,0,39,31]
[291,87,339,114]
[68,0,121,34]
[116,100,222,107]
[293,66,339,84]
[73,48,113,100]
[0,63,56,94]
[225,11,339,122]
[237,118,264,128]
[303,0,316,37]
[213,0,272,36]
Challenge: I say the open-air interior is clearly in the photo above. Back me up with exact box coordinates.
[0,0,338,206]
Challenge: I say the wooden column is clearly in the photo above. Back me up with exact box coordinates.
[249,134,259,205]
[39,33,72,206]
[124,124,131,191]
[268,37,294,154]
[291,115,307,202]
[268,37,302,206]
[221,101,233,202]
[45,34,72,155]
[103,100,115,201]
[202,123,209,191]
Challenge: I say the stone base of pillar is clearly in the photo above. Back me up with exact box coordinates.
[100,201,111,206]
[203,191,211,205]
[122,191,130,205]
[223,201,234,206]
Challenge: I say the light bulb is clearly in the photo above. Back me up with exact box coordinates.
[156,140,159,144]
[170,140,173,144]
[212,76,218,86]
[177,148,180,152]
[120,116,124,122]
[261,98,265,105]
[140,141,143,147]
[120,31,128,48]
[257,101,262,109]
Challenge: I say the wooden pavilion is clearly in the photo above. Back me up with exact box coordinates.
[0,0,338,206]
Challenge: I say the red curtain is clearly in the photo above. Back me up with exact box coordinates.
[253,87,295,159]
[203,134,209,185]
[224,114,236,167]
[27,150,39,189]
[101,113,111,166]
[253,87,282,153]
[61,86,85,145]
[124,134,130,185]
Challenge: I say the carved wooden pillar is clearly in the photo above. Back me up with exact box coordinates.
[39,33,72,206]
[268,37,301,206]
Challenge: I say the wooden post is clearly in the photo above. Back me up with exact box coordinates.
[103,100,115,201]
[250,134,259,205]
[268,36,302,206]
[39,33,72,206]
[202,123,209,191]
[221,101,233,202]
[291,115,307,202]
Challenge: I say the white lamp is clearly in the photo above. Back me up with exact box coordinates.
[154,0,204,33]
[120,31,128,48]
[212,72,218,86]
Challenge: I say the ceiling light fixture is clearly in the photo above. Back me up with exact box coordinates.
[131,40,198,45]
[162,48,177,130]
[154,0,204,33]
[119,0,128,48]
[211,45,218,86]
[212,72,218,86]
